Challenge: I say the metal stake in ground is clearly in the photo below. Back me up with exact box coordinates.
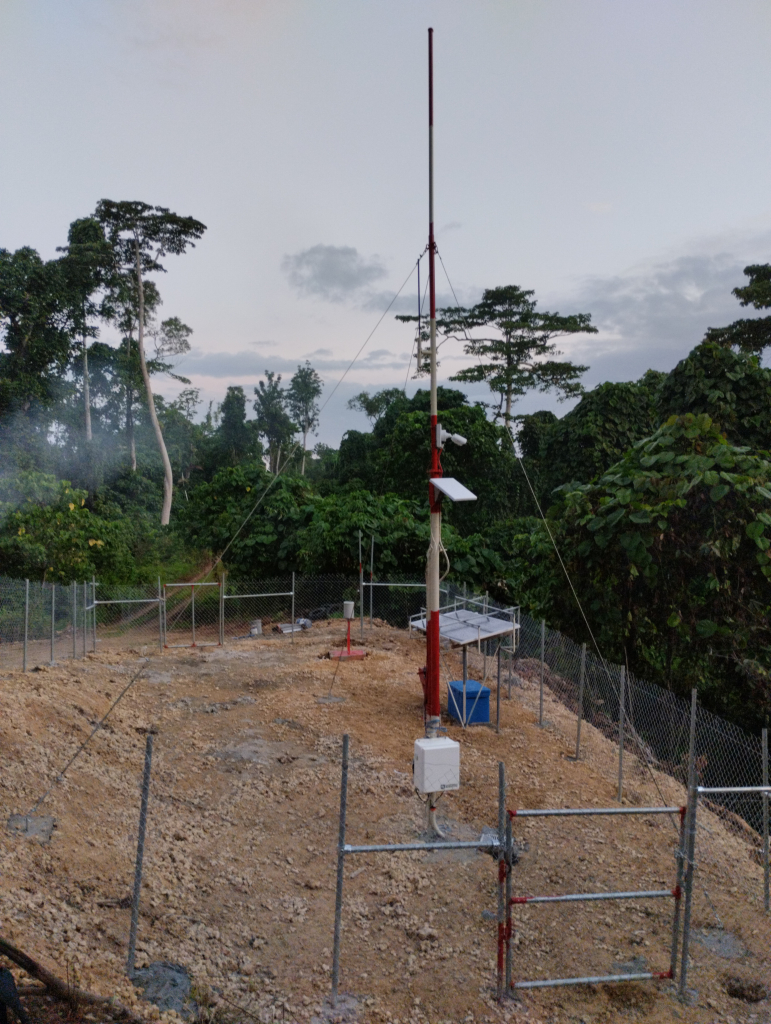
[617,666,626,802]
[678,688,698,1000]
[763,727,769,913]
[127,732,154,978]
[497,761,506,1002]
[505,813,513,992]
[331,734,349,1007]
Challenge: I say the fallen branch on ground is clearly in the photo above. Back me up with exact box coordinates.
[0,935,143,1022]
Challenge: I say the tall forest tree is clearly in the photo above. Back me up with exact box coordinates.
[401,285,596,437]
[0,247,75,419]
[58,217,112,443]
[286,361,322,475]
[95,200,206,525]
[253,371,296,473]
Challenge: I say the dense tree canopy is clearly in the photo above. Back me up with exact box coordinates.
[4,214,771,731]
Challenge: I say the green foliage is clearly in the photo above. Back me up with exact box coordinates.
[0,247,75,417]
[658,342,771,449]
[178,462,431,578]
[253,371,296,473]
[398,285,596,430]
[532,371,665,501]
[286,362,323,474]
[704,263,771,353]
[337,387,519,532]
[518,414,771,728]
[0,472,133,582]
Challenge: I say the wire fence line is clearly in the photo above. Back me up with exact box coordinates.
[1,571,768,1001]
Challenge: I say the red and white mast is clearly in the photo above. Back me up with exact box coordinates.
[425,26,442,740]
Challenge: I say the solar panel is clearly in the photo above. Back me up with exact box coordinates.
[411,608,519,646]
[430,477,477,502]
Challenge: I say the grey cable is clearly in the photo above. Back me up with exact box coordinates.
[28,662,148,815]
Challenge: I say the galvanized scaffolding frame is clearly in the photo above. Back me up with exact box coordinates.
[504,803,686,993]
[329,735,505,1007]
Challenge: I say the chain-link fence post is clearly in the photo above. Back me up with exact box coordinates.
[127,731,154,978]
[617,666,626,802]
[291,572,295,646]
[219,577,225,647]
[82,582,87,657]
[71,581,76,659]
[23,579,29,672]
[763,726,769,913]
[574,642,586,760]
[539,619,545,727]
[91,577,97,652]
[679,689,698,1000]
[50,583,56,665]
[369,534,374,628]
[359,531,364,640]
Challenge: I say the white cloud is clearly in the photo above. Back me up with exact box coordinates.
[282,244,387,302]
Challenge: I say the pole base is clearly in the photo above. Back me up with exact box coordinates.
[425,714,441,738]
[329,649,367,661]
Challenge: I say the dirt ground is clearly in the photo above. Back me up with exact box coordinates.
[0,620,769,1024]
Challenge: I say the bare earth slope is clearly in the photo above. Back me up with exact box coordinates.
[1,621,769,1024]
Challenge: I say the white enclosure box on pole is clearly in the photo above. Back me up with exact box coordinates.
[413,737,460,793]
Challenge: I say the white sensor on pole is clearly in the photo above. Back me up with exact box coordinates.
[436,423,468,448]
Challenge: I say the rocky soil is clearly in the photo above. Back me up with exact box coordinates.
[0,620,769,1024]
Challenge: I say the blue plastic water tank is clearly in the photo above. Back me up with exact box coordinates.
[447,679,490,724]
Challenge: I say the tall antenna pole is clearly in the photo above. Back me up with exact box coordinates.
[425,26,442,739]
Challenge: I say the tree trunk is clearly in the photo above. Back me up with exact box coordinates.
[126,382,137,471]
[82,337,92,442]
[126,332,137,471]
[301,425,308,475]
[134,240,174,525]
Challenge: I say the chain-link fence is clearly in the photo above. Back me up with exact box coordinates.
[0,576,97,671]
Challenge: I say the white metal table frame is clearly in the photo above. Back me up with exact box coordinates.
[410,599,520,728]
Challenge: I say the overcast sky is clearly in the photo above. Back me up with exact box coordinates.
[2,0,771,444]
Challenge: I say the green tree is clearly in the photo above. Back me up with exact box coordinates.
[399,285,596,435]
[286,362,323,475]
[705,263,771,353]
[534,371,665,500]
[0,471,132,582]
[213,385,261,468]
[253,371,296,473]
[658,342,771,450]
[347,387,405,424]
[0,247,75,419]
[58,217,113,443]
[516,414,771,728]
[95,199,206,525]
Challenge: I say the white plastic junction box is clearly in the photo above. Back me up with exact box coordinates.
[413,737,460,793]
